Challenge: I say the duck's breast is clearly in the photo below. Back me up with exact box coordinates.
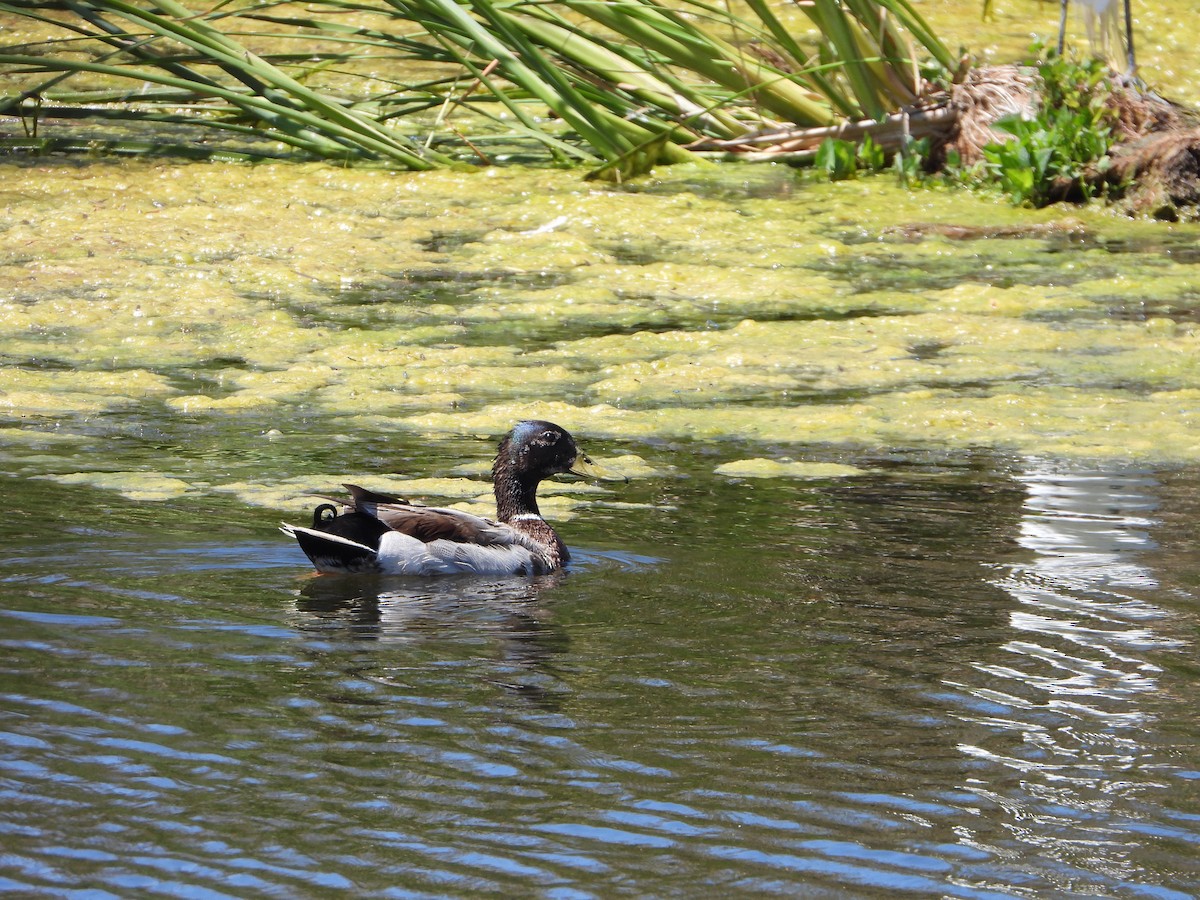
[508,515,569,566]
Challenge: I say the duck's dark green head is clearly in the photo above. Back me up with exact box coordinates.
[495,420,580,483]
[492,420,624,521]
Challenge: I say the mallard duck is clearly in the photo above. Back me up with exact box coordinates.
[281,420,614,576]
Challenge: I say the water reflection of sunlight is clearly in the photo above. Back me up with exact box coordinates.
[997,463,1180,678]
[952,461,1186,883]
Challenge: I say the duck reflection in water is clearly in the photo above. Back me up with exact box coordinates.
[291,571,571,710]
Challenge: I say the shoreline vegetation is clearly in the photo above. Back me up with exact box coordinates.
[0,0,1197,217]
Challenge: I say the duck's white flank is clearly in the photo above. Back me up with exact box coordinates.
[375,531,537,576]
[280,523,539,576]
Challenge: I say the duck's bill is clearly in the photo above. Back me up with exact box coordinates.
[570,453,629,483]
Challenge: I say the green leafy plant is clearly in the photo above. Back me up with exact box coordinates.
[978,46,1119,205]
[856,133,887,171]
[815,137,858,180]
[812,132,923,182]
[893,135,931,185]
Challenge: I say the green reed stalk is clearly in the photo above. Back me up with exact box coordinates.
[548,0,837,125]
[2,0,446,166]
[1,0,957,166]
[502,10,745,138]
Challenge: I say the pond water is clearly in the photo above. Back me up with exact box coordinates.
[1,159,1199,896]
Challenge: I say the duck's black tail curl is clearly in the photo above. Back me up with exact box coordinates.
[287,500,395,574]
[281,524,382,574]
[312,503,340,528]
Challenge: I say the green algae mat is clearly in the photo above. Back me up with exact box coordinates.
[1,160,1198,513]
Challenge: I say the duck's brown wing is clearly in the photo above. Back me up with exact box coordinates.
[376,503,538,549]
[341,483,539,551]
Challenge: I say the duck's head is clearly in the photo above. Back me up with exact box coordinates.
[492,420,624,520]
[495,419,623,486]
[495,420,589,484]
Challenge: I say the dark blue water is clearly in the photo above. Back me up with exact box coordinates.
[2,447,1198,898]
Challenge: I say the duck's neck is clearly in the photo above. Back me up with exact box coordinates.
[494,470,541,522]
[493,457,568,566]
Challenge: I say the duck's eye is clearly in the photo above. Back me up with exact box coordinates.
[539,430,560,443]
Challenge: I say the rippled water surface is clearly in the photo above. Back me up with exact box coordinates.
[3,450,1199,898]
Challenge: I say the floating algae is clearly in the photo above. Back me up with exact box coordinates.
[715,459,865,479]
[0,427,84,446]
[37,470,195,501]
[1,160,1198,510]
[0,369,176,417]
